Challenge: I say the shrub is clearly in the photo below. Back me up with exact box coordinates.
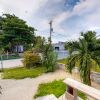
[23,51,41,68]
[43,44,57,72]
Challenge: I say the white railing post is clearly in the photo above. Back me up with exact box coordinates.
[73,88,78,100]
[64,78,100,100]
[65,85,78,100]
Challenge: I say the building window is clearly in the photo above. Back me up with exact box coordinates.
[55,47,59,51]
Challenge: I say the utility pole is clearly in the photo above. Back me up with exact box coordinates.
[49,20,53,45]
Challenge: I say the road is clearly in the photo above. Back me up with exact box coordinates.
[0,59,23,69]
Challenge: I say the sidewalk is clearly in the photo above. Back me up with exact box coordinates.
[0,59,23,69]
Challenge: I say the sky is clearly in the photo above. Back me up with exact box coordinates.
[0,0,100,43]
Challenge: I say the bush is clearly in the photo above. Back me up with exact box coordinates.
[23,51,41,68]
[43,44,57,72]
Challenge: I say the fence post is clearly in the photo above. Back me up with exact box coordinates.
[0,55,3,71]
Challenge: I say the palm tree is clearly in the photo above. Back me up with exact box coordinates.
[65,31,100,85]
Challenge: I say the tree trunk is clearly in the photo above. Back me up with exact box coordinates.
[88,70,91,86]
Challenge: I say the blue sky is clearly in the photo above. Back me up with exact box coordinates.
[0,0,100,43]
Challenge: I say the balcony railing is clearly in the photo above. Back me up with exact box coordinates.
[64,78,100,100]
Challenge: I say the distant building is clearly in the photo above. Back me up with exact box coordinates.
[53,42,65,51]
[14,45,24,53]
[53,42,68,59]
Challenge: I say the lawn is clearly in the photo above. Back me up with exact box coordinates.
[34,80,87,99]
[2,66,46,79]
[58,58,100,73]
[58,58,68,64]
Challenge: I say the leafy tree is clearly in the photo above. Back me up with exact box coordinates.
[65,31,100,85]
[0,14,35,52]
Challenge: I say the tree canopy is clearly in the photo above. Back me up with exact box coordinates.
[0,14,35,52]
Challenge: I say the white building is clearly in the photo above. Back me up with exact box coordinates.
[53,42,65,51]
[53,42,68,59]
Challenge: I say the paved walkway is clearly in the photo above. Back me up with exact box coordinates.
[0,59,23,69]
[0,69,73,100]
[0,68,99,100]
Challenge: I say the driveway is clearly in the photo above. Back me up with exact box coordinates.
[0,59,23,69]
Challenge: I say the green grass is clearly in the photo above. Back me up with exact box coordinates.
[78,91,87,100]
[58,58,68,64]
[58,58,100,73]
[34,80,66,98]
[34,80,87,99]
[2,66,46,79]
[92,66,100,73]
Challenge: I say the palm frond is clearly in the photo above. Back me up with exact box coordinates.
[67,54,80,73]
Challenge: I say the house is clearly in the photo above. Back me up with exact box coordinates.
[14,45,24,53]
[53,42,65,51]
[52,42,68,59]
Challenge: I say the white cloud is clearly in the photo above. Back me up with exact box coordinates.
[53,0,100,41]
[0,0,100,42]
[0,0,48,23]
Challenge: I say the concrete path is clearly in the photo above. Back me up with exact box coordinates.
[0,68,99,100]
[0,69,72,100]
[0,59,23,69]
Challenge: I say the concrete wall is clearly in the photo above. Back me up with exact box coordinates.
[91,72,100,84]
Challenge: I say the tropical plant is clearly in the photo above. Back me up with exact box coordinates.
[23,51,41,69]
[43,44,57,72]
[65,31,100,85]
[34,36,46,53]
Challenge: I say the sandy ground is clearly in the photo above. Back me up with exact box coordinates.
[0,68,100,100]
[0,59,23,69]
[0,69,73,100]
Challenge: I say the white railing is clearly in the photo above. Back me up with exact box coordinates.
[64,78,100,100]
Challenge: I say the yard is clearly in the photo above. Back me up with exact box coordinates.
[0,67,68,100]
[34,80,87,99]
[2,66,46,79]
